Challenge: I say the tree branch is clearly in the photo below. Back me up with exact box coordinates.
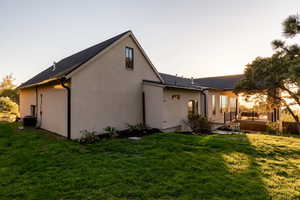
[280,86,300,105]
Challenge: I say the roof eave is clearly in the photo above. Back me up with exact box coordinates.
[18,77,62,90]
[165,85,205,91]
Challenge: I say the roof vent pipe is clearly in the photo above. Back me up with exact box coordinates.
[52,62,56,71]
[191,77,194,84]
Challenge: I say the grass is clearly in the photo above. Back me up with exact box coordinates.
[0,123,300,200]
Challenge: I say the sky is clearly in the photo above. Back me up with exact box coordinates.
[1,0,300,85]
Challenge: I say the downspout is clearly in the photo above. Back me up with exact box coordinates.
[142,92,146,126]
[235,98,238,119]
[35,87,38,118]
[35,86,41,128]
[201,90,207,117]
[60,77,71,140]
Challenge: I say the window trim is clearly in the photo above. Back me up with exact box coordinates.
[125,47,134,70]
[188,100,198,115]
[212,94,216,115]
[220,95,228,113]
[229,97,237,112]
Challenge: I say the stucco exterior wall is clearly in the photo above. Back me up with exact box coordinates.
[162,88,201,130]
[143,83,164,129]
[19,88,36,117]
[19,83,67,137]
[37,85,68,137]
[71,35,161,139]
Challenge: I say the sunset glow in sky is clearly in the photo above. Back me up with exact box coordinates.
[1,0,300,85]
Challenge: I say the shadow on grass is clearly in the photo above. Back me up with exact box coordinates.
[0,122,271,200]
[87,133,271,200]
[192,134,270,200]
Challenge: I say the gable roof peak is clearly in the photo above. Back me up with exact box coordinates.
[18,30,134,89]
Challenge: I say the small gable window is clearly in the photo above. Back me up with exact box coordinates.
[125,47,134,70]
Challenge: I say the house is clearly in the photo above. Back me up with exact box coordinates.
[157,73,244,128]
[19,31,243,139]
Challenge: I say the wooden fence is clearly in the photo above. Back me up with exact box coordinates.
[282,122,300,135]
[239,120,267,132]
[239,120,300,134]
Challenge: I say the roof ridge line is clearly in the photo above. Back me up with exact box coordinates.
[196,74,244,79]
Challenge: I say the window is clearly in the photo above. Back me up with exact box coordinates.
[172,95,180,100]
[30,105,36,117]
[220,95,228,113]
[188,100,198,115]
[229,97,237,112]
[125,47,134,69]
[212,95,216,115]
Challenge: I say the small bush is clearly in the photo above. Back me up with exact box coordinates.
[78,130,99,144]
[266,122,280,135]
[184,114,211,134]
[0,97,18,114]
[103,126,118,138]
[127,123,147,132]
[218,123,240,132]
[117,123,159,138]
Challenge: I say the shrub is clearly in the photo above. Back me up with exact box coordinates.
[0,97,18,114]
[103,126,118,138]
[218,123,240,132]
[116,123,147,138]
[184,114,211,134]
[127,123,147,132]
[117,123,159,138]
[266,122,281,135]
[0,89,19,104]
[78,130,99,144]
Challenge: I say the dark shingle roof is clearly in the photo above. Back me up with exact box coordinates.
[159,73,244,90]
[159,73,205,90]
[19,31,130,88]
[195,74,244,90]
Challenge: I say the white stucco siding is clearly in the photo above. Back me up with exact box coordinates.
[19,84,68,137]
[19,88,36,118]
[143,83,164,129]
[71,36,161,139]
[162,88,201,130]
[37,85,68,137]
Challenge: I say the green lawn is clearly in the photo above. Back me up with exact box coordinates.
[0,123,300,200]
